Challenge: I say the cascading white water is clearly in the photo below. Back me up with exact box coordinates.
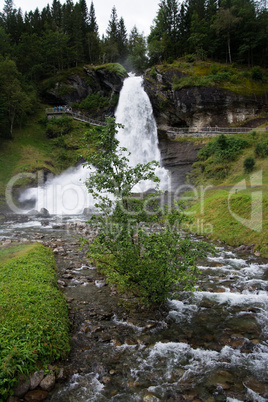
[19,75,170,214]
[115,75,170,193]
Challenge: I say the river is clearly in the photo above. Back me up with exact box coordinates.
[0,215,267,401]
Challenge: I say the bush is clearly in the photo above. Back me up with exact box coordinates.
[255,140,268,158]
[46,116,73,138]
[185,54,195,63]
[243,156,255,173]
[198,134,249,162]
[80,93,109,110]
[251,66,263,81]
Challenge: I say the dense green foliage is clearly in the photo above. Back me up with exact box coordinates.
[243,156,255,172]
[198,134,249,162]
[255,139,268,158]
[148,0,267,66]
[45,116,73,138]
[192,134,250,181]
[0,243,70,399]
[82,117,212,306]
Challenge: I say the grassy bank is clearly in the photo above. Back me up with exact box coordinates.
[183,127,268,257]
[0,243,70,399]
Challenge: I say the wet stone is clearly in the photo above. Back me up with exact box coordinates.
[39,373,55,392]
[24,390,49,401]
[244,378,268,397]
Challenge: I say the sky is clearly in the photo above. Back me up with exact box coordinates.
[9,0,159,37]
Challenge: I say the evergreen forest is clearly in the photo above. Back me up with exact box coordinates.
[0,0,267,140]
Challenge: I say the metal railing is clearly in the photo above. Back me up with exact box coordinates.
[167,126,266,137]
[45,108,107,127]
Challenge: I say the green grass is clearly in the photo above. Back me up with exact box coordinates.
[0,243,70,399]
[184,127,268,256]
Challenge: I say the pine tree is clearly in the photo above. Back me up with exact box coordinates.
[105,6,120,62]
[127,26,147,72]
[87,2,100,64]
[117,17,128,62]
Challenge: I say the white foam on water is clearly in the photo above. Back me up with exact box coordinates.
[19,164,95,215]
[113,315,145,333]
[50,373,105,401]
[138,341,268,387]
[241,263,268,278]
[193,290,268,306]
[246,388,267,402]
[168,299,198,322]
[207,255,248,267]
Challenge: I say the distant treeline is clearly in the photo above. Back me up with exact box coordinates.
[0,0,267,78]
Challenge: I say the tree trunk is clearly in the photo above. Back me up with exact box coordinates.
[227,32,232,64]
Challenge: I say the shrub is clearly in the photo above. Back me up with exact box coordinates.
[79,93,109,110]
[251,66,263,81]
[185,54,195,63]
[46,116,73,138]
[243,156,255,173]
[198,134,249,162]
[255,140,268,158]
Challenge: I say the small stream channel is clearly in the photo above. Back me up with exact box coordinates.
[0,215,267,401]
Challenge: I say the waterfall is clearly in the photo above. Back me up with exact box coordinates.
[18,75,170,215]
[115,75,170,193]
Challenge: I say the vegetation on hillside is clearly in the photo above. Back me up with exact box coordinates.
[184,128,268,256]
[147,60,268,96]
[0,243,70,399]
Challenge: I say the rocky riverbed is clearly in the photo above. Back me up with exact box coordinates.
[1,215,268,402]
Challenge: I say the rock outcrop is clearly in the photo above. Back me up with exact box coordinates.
[41,65,127,119]
[143,68,267,131]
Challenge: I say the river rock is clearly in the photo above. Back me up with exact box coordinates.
[244,378,268,397]
[7,397,20,402]
[39,208,50,217]
[39,373,56,391]
[29,370,45,389]
[13,377,30,397]
[27,209,40,216]
[24,390,49,401]
[57,279,67,288]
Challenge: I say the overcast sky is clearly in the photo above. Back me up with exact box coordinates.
[10,0,159,37]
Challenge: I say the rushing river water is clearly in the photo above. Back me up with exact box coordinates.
[0,216,267,401]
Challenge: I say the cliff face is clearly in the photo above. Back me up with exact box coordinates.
[41,65,127,119]
[158,135,204,189]
[143,69,267,131]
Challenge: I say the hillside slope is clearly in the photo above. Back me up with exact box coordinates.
[182,127,268,257]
